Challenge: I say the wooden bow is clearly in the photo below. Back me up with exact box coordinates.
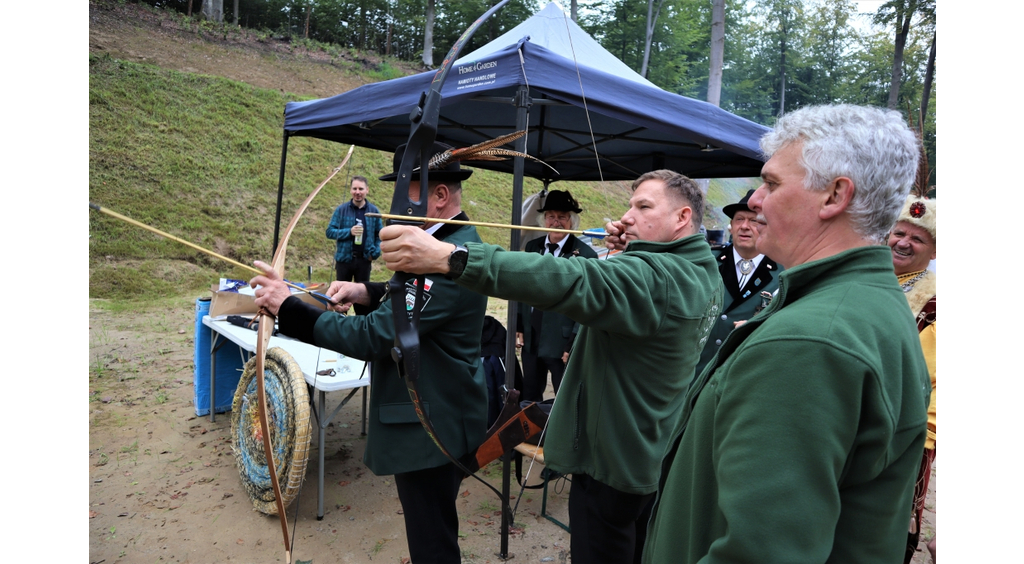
[254,144,355,563]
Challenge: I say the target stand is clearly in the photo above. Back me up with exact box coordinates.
[231,347,312,515]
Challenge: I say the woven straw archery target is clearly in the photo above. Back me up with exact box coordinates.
[231,347,311,515]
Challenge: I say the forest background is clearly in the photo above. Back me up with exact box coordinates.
[86,0,939,300]
[159,0,938,184]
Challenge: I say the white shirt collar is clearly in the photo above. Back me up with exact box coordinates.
[544,235,568,256]
[424,215,459,236]
[732,247,764,286]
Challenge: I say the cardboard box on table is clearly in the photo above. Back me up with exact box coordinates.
[208,283,327,317]
[194,285,328,416]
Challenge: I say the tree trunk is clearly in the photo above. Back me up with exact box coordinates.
[778,32,787,116]
[233,0,238,25]
[571,0,578,21]
[888,6,913,109]
[385,0,393,56]
[920,31,935,122]
[640,0,663,79]
[422,0,435,67]
[304,3,311,39]
[360,2,367,51]
[778,71,786,117]
[188,0,193,18]
[708,0,726,107]
[201,0,224,22]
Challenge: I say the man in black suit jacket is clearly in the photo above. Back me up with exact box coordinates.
[693,189,782,377]
[516,190,599,402]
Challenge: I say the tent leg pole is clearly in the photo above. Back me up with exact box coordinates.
[272,131,290,256]
[500,83,532,561]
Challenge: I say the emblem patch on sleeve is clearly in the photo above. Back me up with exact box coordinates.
[403,278,434,318]
[696,290,721,349]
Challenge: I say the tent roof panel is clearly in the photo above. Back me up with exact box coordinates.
[282,3,769,181]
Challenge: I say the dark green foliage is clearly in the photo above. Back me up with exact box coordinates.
[431,0,538,56]
[132,0,543,62]
[127,0,938,177]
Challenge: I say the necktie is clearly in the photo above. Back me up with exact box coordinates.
[547,243,559,256]
[737,259,754,290]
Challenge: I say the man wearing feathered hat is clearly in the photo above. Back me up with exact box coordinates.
[251,141,488,564]
[693,189,782,377]
[890,195,936,564]
[516,190,598,402]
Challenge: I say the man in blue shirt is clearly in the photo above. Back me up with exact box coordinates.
[326,175,382,282]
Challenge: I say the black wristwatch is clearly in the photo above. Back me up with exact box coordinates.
[446,245,468,279]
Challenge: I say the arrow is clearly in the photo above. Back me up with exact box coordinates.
[89,202,341,306]
[367,212,607,239]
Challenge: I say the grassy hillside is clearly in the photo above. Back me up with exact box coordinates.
[88,10,757,304]
[88,54,648,301]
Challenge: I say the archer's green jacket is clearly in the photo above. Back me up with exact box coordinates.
[518,234,600,359]
[282,221,489,476]
[460,234,721,494]
[643,246,930,564]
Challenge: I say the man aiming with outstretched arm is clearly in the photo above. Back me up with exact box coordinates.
[252,143,487,564]
[379,170,722,564]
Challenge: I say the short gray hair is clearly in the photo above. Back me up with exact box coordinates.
[760,104,920,243]
[631,170,704,234]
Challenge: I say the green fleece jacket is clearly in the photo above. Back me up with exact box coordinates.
[309,223,488,476]
[642,246,930,563]
[460,234,721,494]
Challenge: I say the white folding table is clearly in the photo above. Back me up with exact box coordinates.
[201,315,371,519]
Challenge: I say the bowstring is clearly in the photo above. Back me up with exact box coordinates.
[556,2,625,244]
[285,328,320,561]
[560,4,603,184]
[509,411,551,521]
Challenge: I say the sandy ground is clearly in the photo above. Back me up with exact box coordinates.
[86,298,934,564]
[89,300,571,564]
[87,298,936,563]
